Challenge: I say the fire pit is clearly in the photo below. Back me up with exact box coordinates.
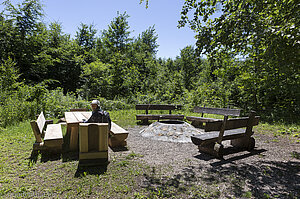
[139,120,204,143]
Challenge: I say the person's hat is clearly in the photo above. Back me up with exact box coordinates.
[91,100,100,107]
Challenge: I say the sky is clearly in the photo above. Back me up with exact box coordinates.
[1,0,197,59]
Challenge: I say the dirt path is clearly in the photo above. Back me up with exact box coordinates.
[113,125,300,198]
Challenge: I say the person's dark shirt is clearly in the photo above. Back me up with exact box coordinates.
[85,108,111,130]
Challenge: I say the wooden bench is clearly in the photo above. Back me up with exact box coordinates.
[187,107,260,158]
[136,104,184,124]
[30,112,63,152]
[79,123,109,166]
[109,122,129,148]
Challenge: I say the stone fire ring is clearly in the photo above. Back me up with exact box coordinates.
[139,120,205,143]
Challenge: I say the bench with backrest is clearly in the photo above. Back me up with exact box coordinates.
[136,104,184,124]
[187,106,260,158]
[79,123,109,166]
[30,112,63,152]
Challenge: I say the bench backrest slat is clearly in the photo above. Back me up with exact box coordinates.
[30,112,46,143]
[136,104,182,111]
[205,116,260,132]
[194,106,241,116]
[36,112,46,134]
[70,108,88,112]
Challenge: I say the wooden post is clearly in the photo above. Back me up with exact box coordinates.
[79,125,89,153]
[217,115,228,144]
[99,125,108,151]
[69,124,79,151]
[245,111,256,137]
[30,121,43,143]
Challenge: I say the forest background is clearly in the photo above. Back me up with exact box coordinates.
[0,0,299,127]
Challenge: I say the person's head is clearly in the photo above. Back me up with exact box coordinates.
[90,100,100,111]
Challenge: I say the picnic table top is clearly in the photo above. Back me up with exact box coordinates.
[64,111,127,135]
[65,111,91,124]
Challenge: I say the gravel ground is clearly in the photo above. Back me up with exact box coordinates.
[113,125,300,198]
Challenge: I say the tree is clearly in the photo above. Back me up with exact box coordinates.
[76,23,97,51]
[75,23,98,64]
[134,25,158,56]
[1,0,45,81]
[178,0,299,121]
[178,45,201,90]
[79,60,111,99]
[101,12,132,57]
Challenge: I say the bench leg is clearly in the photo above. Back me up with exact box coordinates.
[141,119,149,125]
[198,142,223,159]
[231,137,255,151]
[191,120,203,128]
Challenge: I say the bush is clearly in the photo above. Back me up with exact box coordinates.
[0,83,88,127]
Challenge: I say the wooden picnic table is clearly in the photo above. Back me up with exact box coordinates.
[65,111,129,150]
[65,111,92,151]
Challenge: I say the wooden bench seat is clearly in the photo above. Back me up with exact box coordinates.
[191,128,251,145]
[189,106,260,158]
[136,104,184,124]
[30,112,63,152]
[109,122,129,148]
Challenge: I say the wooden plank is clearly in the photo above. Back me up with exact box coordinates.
[245,111,257,137]
[109,137,127,148]
[99,124,108,151]
[194,106,241,116]
[82,112,92,119]
[191,129,247,145]
[44,124,63,140]
[30,121,43,143]
[79,125,89,153]
[36,112,46,134]
[110,122,128,142]
[44,139,63,148]
[204,116,260,132]
[79,123,109,152]
[111,122,127,134]
[73,112,87,122]
[217,115,228,143]
[69,125,79,151]
[110,122,128,147]
[136,114,184,120]
[135,104,182,110]
[65,112,79,124]
[88,124,99,152]
[186,116,221,123]
[70,108,88,112]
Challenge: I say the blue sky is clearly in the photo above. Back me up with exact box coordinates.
[1,0,197,59]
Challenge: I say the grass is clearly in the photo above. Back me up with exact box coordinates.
[0,109,299,198]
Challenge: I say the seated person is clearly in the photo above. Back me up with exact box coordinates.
[83,100,111,130]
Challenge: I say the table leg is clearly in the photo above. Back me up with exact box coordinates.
[69,125,79,151]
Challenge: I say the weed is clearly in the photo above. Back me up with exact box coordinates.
[243,191,252,198]
[117,160,129,167]
[291,151,300,159]
[126,151,143,159]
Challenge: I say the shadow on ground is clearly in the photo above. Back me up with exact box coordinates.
[75,165,108,178]
[141,149,300,198]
